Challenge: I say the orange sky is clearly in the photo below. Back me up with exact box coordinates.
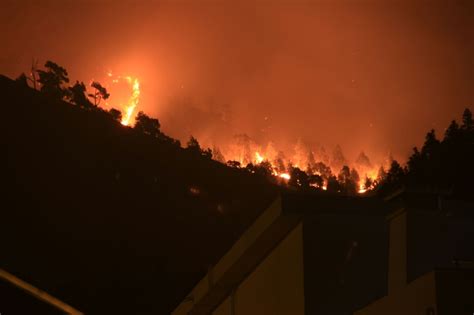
[1,0,473,164]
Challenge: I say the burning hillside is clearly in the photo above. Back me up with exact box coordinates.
[95,70,386,194]
[20,61,395,195]
[209,135,384,193]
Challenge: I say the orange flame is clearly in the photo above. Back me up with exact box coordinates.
[102,72,141,126]
[121,76,140,126]
[219,144,382,193]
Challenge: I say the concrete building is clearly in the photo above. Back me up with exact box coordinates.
[172,191,474,315]
[355,193,474,315]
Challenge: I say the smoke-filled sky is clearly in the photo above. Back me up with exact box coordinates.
[1,0,473,163]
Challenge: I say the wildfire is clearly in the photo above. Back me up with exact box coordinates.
[218,140,382,194]
[103,72,141,126]
[121,76,140,126]
[255,152,265,164]
[100,70,380,194]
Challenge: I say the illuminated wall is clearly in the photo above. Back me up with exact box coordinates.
[212,223,305,315]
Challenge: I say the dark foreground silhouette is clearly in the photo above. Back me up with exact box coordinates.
[1,62,473,314]
[2,74,281,314]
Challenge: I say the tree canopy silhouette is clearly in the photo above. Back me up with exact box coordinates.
[37,61,70,100]
[109,108,122,122]
[376,108,474,198]
[89,81,110,106]
[134,111,161,137]
[68,81,93,108]
[186,136,212,158]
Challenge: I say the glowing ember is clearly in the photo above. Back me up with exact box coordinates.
[279,173,291,180]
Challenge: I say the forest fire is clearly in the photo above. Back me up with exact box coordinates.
[211,138,382,194]
[99,71,381,194]
[105,72,140,126]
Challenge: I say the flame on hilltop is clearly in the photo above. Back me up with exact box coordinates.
[215,138,382,193]
[105,72,140,126]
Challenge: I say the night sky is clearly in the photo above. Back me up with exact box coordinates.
[1,0,473,163]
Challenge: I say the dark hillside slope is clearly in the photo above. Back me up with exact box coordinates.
[1,75,278,314]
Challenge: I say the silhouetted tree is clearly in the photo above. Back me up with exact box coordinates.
[337,166,358,195]
[109,108,122,122]
[68,81,93,108]
[364,176,374,191]
[327,175,341,193]
[185,136,212,158]
[187,136,202,154]
[246,161,273,179]
[257,160,274,178]
[134,111,160,137]
[308,174,324,189]
[37,61,69,99]
[421,129,440,160]
[461,108,473,131]
[386,160,404,185]
[202,148,212,159]
[407,147,422,175]
[313,161,332,181]
[212,147,225,163]
[289,166,310,189]
[444,120,460,142]
[15,73,29,87]
[89,81,110,106]
[274,154,286,173]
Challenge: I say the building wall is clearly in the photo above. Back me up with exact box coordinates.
[354,271,437,315]
[435,269,474,315]
[355,208,438,315]
[212,223,305,315]
[302,213,388,314]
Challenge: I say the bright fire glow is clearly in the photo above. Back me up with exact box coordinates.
[121,76,140,126]
[218,140,383,193]
[102,72,141,126]
[100,71,381,193]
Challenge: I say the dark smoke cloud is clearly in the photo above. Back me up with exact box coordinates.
[1,0,473,164]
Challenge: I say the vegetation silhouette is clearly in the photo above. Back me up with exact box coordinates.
[2,69,280,315]
[134,111,161,137]
[37,61,70,100]
[108,108,122,122]
[89,81,110,106]
[376,108,474,198]
[186,136,212,158]
[69,81,93,108]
